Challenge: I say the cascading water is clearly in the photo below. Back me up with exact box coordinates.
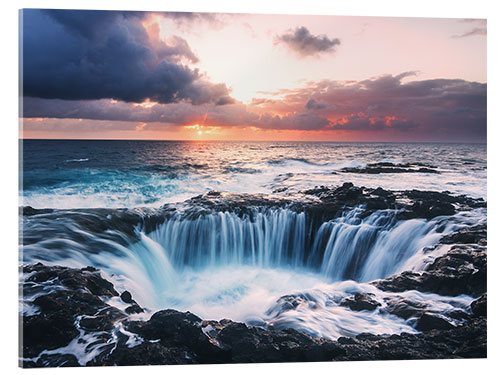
[133,207,457,299]
[21,205,482,340]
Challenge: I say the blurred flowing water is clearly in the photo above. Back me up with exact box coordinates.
[20,140,486,341]
[21,140,486,208]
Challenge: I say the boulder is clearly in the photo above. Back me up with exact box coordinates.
[340,292,381,311]
[470,294,487,317]
[415,313,455,332]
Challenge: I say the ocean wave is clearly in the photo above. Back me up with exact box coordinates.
[267,157,323,166]
[20,196,485,342]
[64,158,89,163]
[223,166,261,174]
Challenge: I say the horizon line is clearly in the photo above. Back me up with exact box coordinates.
[19,138,487,144]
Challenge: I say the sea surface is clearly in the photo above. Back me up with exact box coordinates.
[20,140,486,209]
[19,140,487,355]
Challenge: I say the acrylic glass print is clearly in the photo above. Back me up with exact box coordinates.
[19,9,487,367]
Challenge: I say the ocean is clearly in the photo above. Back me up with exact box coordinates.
[21,140,486,208]
[19,140,487,361]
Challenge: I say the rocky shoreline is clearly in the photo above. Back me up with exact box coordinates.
[21,183,486,237]
[20,228,486,367]
[19,184,487,367]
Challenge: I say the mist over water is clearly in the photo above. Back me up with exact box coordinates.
[20,140,487,341]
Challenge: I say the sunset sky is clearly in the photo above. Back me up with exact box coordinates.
[20,9,487,141]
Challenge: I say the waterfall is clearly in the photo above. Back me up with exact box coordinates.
[21,205,466,312]
[147,210,308,270]
[141,207,455,282]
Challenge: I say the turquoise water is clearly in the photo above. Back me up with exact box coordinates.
[21,140,487,208]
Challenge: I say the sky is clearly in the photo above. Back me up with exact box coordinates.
[20,9,487,141]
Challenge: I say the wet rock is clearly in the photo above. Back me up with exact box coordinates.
[340,292,381,311]
[22,311,80,358]
[341,162,441,174]
[154,184,485,231]
[25,268,58,283]
[95,341,195,366]
[373,242,486,297]
[213,321,344,363]
[22,354,80,368]
[120,291,133,303]
[58,268,119,297]
[418,200,455,218]
[125,304,145,314]
[20,263,487,367]
[120,290,144,314]
[21,264,127,359]
[382,298,429,320]
[127,309,202,343]
[334,318,486,360]
[24,263,119,298]
[372,187,392,197]
[440,225,487,245]
[79,307,125,331]
[265,293,316,317]
[20,206,54,216]
[471,294,487,317]
[404,190,485,209]
[415,313,455,332]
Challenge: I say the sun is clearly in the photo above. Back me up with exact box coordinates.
[197,130,203,135]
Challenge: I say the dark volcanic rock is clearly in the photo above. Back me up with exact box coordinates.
[121,290,144,314]
[415,313,455,332]
[125,305,145,314]
[127,309,203,343]
[300,184,484,222]
[22,354,80,368]
[212,321,344,363]
[340,292,381,311]
[471,294,487,317]
[174,183,484,226]
[382,297,429,320]
[19,184,487,367]
[120,291,133,303]
[95,341,194,366]
[373,240,486,298]
[123,309,230,364]
[21,263,127,359]
[25,262,119,298]
[20,262,487,367]
[440,224,487,245]
[22,310,80,358]
[371,224,486,307]
[20,206,54,216]
[334,318,486,360]
[398,200,456,220]
[342,162,440,175]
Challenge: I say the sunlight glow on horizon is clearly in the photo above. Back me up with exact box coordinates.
[20,10,486,142]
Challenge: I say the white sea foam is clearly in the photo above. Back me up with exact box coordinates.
[21,205,484,342]
[21,142,487,209]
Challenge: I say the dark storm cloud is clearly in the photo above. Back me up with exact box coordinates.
[275,26,341,57]
[305,98,329,110]
[21,9,232,105]
[41,9,142,41]
[22,72,486,140]
[256,111,330,130]
[248,73,486,140]
[332,115,418,132]
[22,97,330,131]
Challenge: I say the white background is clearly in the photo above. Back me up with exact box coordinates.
[1,0,498,374]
